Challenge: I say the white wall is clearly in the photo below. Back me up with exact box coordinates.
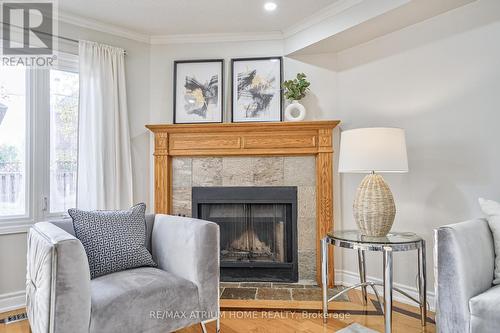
[0,234,27,297]
[149,40,284,124]
[329,0,500,301]
[149,43,345,123]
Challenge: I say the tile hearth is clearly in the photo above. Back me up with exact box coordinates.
[219,282,349,302]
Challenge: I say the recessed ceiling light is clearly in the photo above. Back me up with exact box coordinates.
[264,2,277,11]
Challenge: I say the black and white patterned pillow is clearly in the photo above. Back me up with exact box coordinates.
[69,203,157,279]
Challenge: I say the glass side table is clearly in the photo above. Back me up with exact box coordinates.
[321,230,427,333]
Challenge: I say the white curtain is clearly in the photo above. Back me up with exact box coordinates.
[77,40,133,210]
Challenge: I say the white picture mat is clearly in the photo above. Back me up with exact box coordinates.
[232,59,281,122]
[175,61,222,123]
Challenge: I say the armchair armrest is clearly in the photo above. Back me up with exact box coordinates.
[434,219,495,333]
[151,214,219,319]
[27,222,91,333]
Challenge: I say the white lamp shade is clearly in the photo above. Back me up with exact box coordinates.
[338,127,408,173]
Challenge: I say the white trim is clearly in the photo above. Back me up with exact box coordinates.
[282,0,364,38]
[150,32,283,45]
[335,269,435,311]
[0,222,32,235]
[30,67,50,222]
[0,291,25,313]
[56,11,150,44]
[56,10,285,45]
[53,2,365,45]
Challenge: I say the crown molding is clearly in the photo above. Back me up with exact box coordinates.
[55,1,364,46]
[150,31,283,45]
[57,11,150,43]
[57,11,283,45]
[283,0,364,38]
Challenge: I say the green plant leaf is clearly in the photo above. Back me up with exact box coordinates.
[282,73,311,101]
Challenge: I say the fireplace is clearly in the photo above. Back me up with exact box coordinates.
[192,186,298,282]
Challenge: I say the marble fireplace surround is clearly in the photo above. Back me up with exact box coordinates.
[172,156,317,281]
[146,121,339,286]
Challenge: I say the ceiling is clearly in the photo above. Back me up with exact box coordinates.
[58,0,340,36]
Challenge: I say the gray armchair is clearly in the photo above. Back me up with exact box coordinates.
[435,218,499,333]
[26,214,220,333]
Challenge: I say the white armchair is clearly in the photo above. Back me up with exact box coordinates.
[435,219,498,333]
[26,214,220,333]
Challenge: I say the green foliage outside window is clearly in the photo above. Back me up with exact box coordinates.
[0,144,19,170]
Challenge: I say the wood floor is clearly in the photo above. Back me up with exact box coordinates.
[0,290,434,333]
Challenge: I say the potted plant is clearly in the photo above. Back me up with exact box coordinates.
[282,73,310,121]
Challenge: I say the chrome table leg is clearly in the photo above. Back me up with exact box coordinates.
[357,248,368,305]
[418,240,427,326]
[383,247,393,333]
[321,237,329,324]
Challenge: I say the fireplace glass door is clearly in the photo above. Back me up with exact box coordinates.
[198,203,291,264]
[192,186,298,282]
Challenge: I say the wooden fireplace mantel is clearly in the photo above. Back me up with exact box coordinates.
[146,120,340,286]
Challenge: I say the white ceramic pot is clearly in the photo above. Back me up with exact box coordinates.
[284,100,306,121]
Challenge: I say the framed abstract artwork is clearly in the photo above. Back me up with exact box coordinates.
[231,57,282,122]
[174,59,224,124]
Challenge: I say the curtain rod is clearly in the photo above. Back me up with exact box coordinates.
[1,21,127,55]
[57,34,127,55]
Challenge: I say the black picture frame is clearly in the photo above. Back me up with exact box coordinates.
[173,59,224,124]
[231,56,283,123]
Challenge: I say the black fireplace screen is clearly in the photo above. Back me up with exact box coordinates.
[198,203,290,263]
[192,186,298,282]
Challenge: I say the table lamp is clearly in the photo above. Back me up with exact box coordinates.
[338,128,408,236]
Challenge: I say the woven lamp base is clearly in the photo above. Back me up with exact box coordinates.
[353,173,396,237]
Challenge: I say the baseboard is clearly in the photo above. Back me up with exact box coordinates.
[335,269,435,311]
[0,290,25,313]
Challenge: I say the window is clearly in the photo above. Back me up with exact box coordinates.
[49,69,79,213]
[0,53,79,224]
[0,67,27,217]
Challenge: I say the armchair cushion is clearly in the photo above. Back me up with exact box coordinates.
[69,203,156,278]
[469,285,500,333]
[89,267,201,333]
